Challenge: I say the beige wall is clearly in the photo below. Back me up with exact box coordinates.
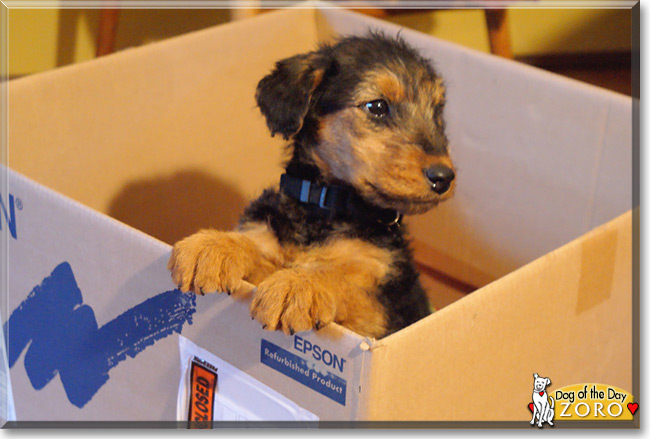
[8,7,632,77]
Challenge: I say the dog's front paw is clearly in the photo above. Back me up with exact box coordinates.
[168,230,259,295]
[250,269,336,335]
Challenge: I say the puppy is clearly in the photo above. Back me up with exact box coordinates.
[168,32,456,338]
[531,373,555,427]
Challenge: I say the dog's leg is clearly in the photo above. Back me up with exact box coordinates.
[531,402,542,425]
[168,222,284,295]
[537,402,546,427]
[250,238,393,338]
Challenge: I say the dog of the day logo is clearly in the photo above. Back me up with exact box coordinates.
[528,374,637,426]
[529,373,554,427]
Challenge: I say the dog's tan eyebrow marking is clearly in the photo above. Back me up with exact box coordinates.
[361,69,406,103]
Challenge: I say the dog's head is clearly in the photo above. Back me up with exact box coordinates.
[256,32,455,214]
[533,373,551,392]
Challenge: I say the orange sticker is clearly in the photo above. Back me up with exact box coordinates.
[187,357,218,427]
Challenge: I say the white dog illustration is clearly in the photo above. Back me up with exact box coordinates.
[530,373,554,427]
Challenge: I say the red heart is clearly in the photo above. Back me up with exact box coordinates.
[539,391,544,396]
[528,403,534,413]
[627,402,639,415]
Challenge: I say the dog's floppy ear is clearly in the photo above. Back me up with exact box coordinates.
[546,377,551,386]
[256,51,329,140]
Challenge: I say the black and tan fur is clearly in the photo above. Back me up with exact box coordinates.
[168,33,456,338]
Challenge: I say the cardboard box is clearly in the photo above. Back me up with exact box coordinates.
[2,8,635,425]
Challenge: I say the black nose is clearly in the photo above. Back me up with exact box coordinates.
[425,165,455,195]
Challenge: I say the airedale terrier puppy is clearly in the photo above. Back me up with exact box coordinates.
[168,33,455,338]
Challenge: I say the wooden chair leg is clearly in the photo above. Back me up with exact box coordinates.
[96,9,120,57]
[485,9,513,59]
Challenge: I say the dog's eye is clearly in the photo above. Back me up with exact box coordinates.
[365,99,389,118]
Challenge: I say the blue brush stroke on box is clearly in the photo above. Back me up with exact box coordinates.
[261,338,347,406]
[4,261,196,408]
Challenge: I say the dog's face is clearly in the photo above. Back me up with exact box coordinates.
[256,34,455,214]
[533,373,551,392]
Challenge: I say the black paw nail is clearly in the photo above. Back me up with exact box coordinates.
[262,324,267,330]
[289,328,295,336]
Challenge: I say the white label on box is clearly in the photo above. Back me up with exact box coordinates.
[177,335,318,422]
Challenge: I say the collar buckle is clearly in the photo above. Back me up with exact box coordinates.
[299,180,311,203]
[318,186,329,209]
[281,173,402,227]
[299,179,329,210]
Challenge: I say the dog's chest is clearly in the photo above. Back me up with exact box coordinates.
[533,391,548,402]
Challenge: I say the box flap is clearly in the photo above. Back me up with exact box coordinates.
[365,210,632,421]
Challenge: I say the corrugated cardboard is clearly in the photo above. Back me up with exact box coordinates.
[2,8,635,424]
